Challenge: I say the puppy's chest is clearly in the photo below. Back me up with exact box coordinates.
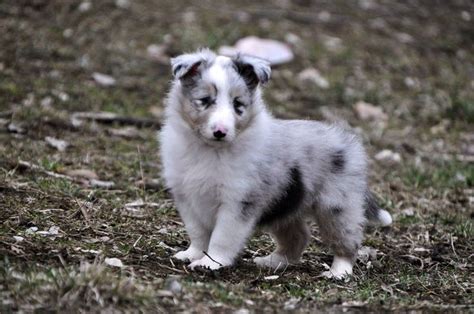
[171,153,249,201]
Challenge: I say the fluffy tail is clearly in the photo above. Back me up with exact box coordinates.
[365,191,392,226]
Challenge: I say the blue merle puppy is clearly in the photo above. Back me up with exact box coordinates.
[160,48,392,278]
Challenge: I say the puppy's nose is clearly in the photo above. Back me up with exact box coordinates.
[213,130,226,139]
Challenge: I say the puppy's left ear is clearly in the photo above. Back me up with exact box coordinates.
[232,54,271,90]
[170,49,216,85]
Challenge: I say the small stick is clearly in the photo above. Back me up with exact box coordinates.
[202,251,223,266]
[450,234,458,258]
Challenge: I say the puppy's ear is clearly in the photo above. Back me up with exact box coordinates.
[171,49,215,86]
[232,54,271,90]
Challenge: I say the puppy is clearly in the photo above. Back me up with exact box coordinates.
[159,48,392,278]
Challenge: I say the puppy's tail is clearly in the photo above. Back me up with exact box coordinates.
[364,191,392,227]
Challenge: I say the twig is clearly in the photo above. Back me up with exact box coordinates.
[202,251,223,266]
[72,112,161,129]
[18,160,74,181]
[450,234,458,258]
[133,235,142,247]
[74,198,91,227]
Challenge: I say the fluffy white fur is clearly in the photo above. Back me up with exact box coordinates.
[160,49,391,278]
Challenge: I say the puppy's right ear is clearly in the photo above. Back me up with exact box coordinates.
[171,49,215,85]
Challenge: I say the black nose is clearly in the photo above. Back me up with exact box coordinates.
[213,130,226,139]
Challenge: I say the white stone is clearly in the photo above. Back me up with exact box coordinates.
[218,36,294,65]
[92,72,116,86]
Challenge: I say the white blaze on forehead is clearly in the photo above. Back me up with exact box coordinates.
[207,56,232,92]
[206,57,236,136]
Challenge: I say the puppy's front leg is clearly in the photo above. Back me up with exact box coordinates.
[173,198,211,263]
[188,204,255,270]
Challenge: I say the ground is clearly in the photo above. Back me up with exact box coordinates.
[0,0,473,312]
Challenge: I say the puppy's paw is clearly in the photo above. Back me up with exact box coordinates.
[188,255,228,271]
[254,253,289,270]
[173,247,204,262]
[321,269,351,280]
[321,257,353,280]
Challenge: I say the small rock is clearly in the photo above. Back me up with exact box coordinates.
[13,236,24,242]
[147,44,168,63]
[45,136,69,152]
[357,246,377,262]
[401,208,415,216]
[218,36,294,65]
[404,77,419,89]
[65,169,99,180]
[105,257,124,268]
[115,0,130,8]
[40,96,53,108]
[53,90,69,102]
[284,33,301,47]
[26,227,38,234]
[48,226,60,235]
[92,73,116,86]
[90,179,115,188]
[455,172,466,183]
[234,309,250,314]
[108,126,141,139]
[358,0,375,9]
[164,276,182,294]
[354,101,388,121]
[323,36,343,52]
[395,32,414,44]
[297,68,329,89]
[318,10,331,22]
[374,149,401,164]
[78,1,91,12]
[283,297,300,311]
[264,275,279,280]
[63,28,73,38]
[7,123,26,134]
[461,11,471,22]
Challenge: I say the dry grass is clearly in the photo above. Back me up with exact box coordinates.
[1,0,473,312]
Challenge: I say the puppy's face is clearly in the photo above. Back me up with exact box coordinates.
[171,49,270,146]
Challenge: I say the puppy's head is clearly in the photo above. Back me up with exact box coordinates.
[169,48,271,146]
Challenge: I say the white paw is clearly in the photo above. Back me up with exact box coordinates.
[254,253,289,270]
[188,255,229,270]
[173,247,204,262]
[322,256,353,280]
[321,269,351,280]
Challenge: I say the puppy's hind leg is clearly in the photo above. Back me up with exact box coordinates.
[315,203,365,279]
[254,218,310,270]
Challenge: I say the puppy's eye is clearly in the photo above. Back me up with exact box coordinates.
[233,98,245,115]
[195,97,213,108]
